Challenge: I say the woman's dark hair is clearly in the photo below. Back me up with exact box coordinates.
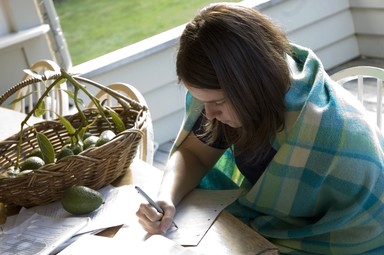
[176,3,292,161]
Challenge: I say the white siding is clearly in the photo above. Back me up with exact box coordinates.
[262,0,359,70]
[350,0,384,58]
[349,0,384,9]
[0,0,57,96]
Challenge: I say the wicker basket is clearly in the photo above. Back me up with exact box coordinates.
[0,74,148,207]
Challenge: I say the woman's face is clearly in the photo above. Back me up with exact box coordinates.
[185,83,242,128]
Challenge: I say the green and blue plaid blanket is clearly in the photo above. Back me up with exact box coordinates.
[171,44,384,254]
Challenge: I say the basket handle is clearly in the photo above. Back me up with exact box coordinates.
[0,73,61,107]
[0,72,146,112]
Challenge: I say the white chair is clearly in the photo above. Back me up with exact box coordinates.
[331,66,384,131]
[89,83,155,165]
[12,59,69,120]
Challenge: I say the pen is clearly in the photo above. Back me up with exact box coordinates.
[135,186,178,229]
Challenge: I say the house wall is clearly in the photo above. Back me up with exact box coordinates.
[264,0,359,70]
[0,0,57,96]
[349,0,384,58]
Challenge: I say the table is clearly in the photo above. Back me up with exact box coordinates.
[103,159,279,255]
[0,106,42,141]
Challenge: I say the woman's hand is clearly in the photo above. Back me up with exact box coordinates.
[136,133,224,234]
[136,200,176,234]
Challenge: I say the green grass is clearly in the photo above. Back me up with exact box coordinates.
[54,0,240,65]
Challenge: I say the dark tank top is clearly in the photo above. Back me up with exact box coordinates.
[192,114,276,185]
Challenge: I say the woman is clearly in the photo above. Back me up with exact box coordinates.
[136,3,384,254]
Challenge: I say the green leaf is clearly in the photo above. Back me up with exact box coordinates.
[56,77,67,85]
[63,89,85,107]
[106,107,125,133]
[78,127,88,141]
[91,99,111,126]
[35,101,46,117]
[37,132,55,164]
[56,114,76,135]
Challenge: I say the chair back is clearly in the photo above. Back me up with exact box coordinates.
[89,83,155,164]
[11,59,69,120]
[331,66,384,131]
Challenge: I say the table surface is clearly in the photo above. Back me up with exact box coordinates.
[105,159,279,255]
[0,107,42,141]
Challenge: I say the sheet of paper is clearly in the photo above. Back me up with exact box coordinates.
[112,222,150,243]
[140,235,203,255]
[59,233,203,255]
[24,184,139,234]
[58,235,125,255]
[116,188,242,246]
[0,212,88,255]
[166,188,242,246]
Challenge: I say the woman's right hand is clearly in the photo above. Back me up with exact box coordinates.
[136,133,224,234]
[136,199,176,234]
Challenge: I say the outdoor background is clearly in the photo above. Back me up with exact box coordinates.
[54,0,240,65]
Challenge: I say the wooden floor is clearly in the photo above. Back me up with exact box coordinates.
[153,56,384,170]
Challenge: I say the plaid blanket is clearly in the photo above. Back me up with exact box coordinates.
[171,44,384,254]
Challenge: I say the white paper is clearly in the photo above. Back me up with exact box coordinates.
[166,188,242,245]
[112,222,150,243]
[24,185,138,234]
[115,188,242,246]
[0,212,88,255]
[59,233,202,255]
[58,235,124,255]
[139,235,203,255]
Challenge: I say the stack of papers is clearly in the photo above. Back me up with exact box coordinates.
[0,211,88,255]
[25,185,139,234]
[0,185,140,255]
